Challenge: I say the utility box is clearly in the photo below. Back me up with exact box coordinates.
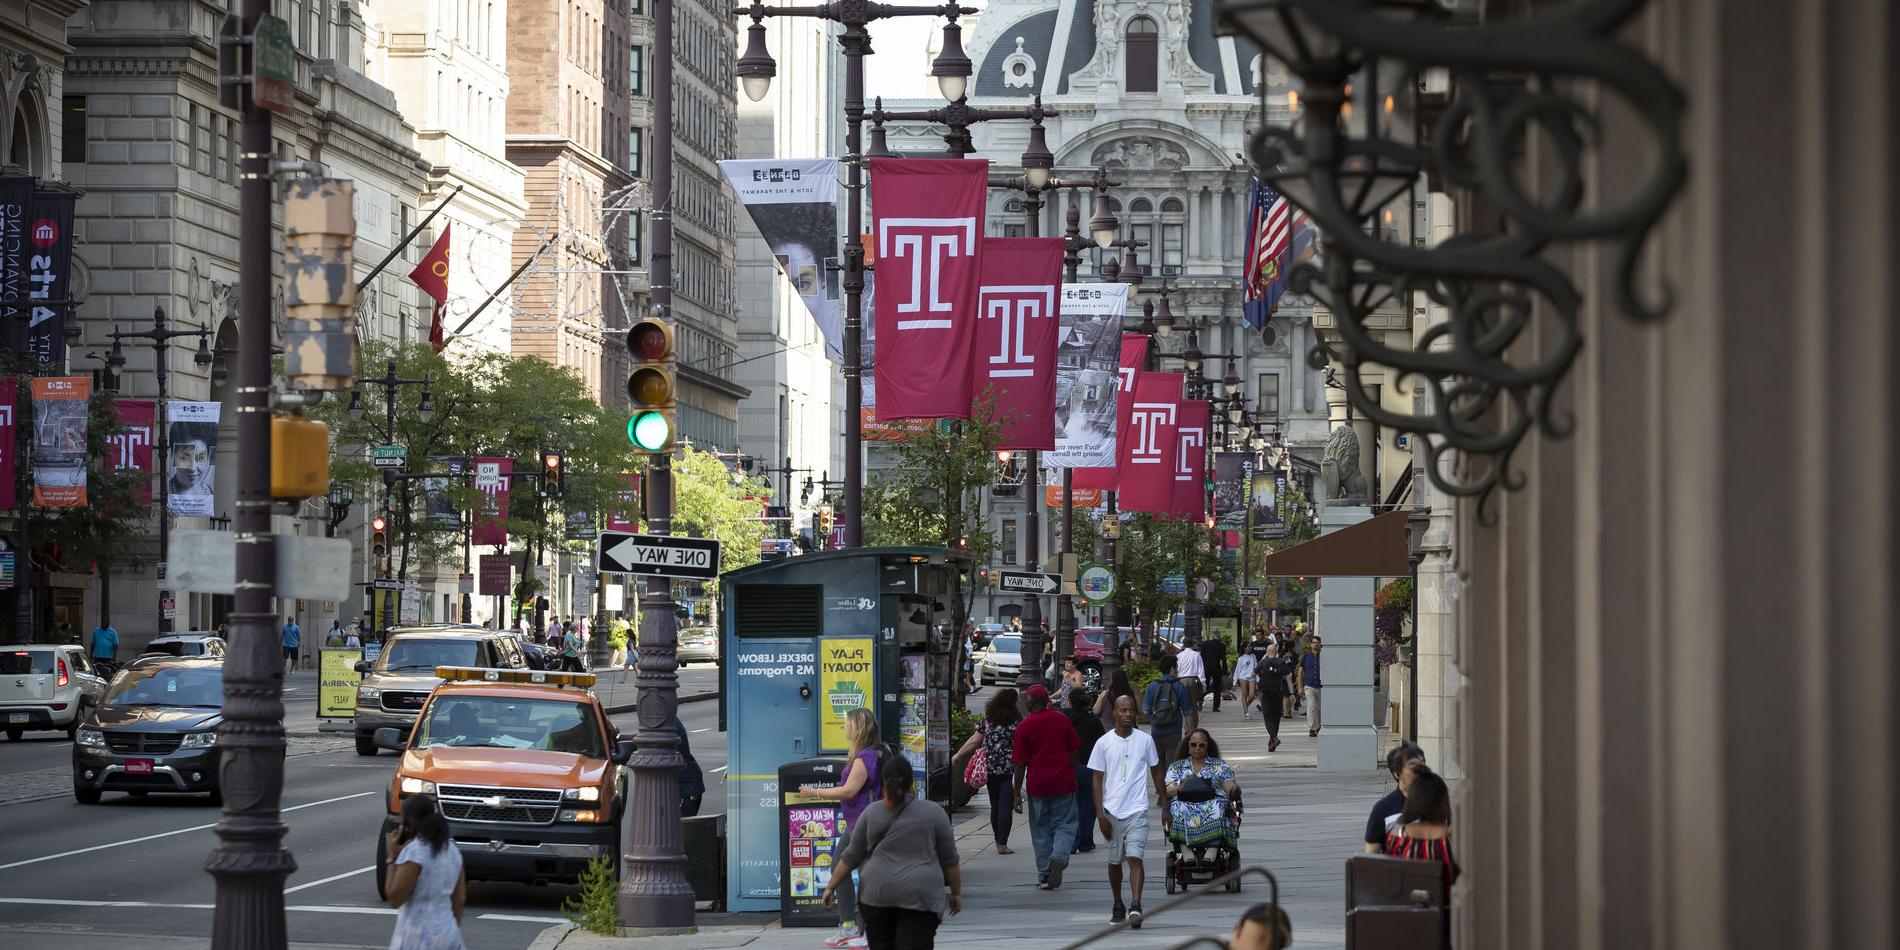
[720,547,969,914]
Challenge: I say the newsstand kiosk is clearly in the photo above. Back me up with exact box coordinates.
[719,547,969,920]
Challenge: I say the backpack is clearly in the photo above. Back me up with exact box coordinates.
[1150,676,1183,730]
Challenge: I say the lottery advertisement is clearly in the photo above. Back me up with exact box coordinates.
[818,638,874,754]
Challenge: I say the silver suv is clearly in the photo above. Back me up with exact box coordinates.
[352,626,531,756]
[2,644,109,740]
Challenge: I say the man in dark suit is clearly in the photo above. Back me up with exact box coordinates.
[1200,633,1227,712]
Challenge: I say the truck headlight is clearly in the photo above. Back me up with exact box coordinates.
[564,786,601,802]
[559,809,601,823]
[76,728,105,748]
[358,686,381,702]
[180,731,219,749]
[399,776,435,795]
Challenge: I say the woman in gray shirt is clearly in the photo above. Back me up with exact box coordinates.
[823,755,962,949]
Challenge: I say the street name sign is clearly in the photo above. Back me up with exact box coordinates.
[370,444,407,469]
[1239,585,1263,597]
[996,570,1059,595]
[597,531,721,580]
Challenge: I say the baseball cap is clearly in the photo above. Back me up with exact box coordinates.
[1024,684,1050,700]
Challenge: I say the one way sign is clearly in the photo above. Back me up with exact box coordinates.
[596,531,722,580]
[996,570,1060,595]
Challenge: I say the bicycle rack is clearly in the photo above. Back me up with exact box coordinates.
[1053,864,1286,950]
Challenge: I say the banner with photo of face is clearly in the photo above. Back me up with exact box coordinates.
[166,401,220,517]
[33,376,91,508]
[1049,283,1128,469]
[111,399,157,505]
[717,158,844,362]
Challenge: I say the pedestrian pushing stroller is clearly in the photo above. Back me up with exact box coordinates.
[1163,774,1243,893]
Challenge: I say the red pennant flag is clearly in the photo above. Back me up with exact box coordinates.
[1118,372,1184,513]
[409,223,451,352]
[870,158,987,421]
[975,236,1063,449]
[1073,334,1150,491]
[1170,400,1211,521]
[110,399,157,505]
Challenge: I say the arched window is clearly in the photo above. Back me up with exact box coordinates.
[1125,17,1159,94]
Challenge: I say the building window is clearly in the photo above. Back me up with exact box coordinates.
[1125,17,1159,93]
[1257,373,1281,419]
[630,45,646,96]
[61,97,85,163]
[1002,520,1018,565]
[630,127,643,177]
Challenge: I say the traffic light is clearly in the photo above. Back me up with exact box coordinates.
[626,312,677,453]
[541,450,565,496]
[817,506,834,537]
[370,513,390,561]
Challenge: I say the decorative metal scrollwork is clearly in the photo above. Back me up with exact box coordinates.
[1218,0,1687,521]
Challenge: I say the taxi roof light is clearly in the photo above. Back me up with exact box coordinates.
[434,666,597,688]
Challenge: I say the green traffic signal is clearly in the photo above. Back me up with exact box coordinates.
[628,410,672,452]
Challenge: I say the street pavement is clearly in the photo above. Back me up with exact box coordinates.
[540,688,1391,950]
[0,664,723,950]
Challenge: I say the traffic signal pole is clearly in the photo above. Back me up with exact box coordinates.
[617,0,692,929]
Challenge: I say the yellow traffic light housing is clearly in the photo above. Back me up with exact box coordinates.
[270,414,330,499]
[626,317,676,454]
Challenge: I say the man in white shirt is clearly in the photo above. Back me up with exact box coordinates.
[1089,694,1167,929]
[1174,642,1205,732]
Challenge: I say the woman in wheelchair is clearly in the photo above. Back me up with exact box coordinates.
[1160,728,1245,893]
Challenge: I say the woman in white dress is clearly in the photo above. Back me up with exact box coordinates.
[384,793,467,950]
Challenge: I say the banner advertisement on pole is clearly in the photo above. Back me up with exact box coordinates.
[31,376,89,508]
[25,188,76,371]
[423,456,465,529]
[400,584,423,625]
[0,176,34,357]
[1117,372,1183,514]
[1072,334,1149,491]
[478,553,512,596]
[1170,401,1210,521]
[471,456,511,546]
[1251,473,1282,539]
[109,399,156,505]
[165,401,220,517]
[1050,283,1127,469]
[1213,452,1249,533]
[717,158,845,362]
[974,237,1062,450]
[0,386,14,509]
[605,472,640,532]
[869,157,987,422]
[318,647,363,719]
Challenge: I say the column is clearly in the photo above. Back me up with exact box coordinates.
[1315,506,1377,771]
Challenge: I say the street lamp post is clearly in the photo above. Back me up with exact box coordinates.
[104,307,213,634]
[347,359,432,633]
[735,0,979,549]
[1403,507,1429,744]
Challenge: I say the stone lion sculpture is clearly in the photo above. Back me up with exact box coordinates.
[1321,425,1371,506]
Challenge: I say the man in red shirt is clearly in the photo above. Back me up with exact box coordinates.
[1012,684,1081,889]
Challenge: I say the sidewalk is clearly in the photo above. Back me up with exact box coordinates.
[539,698,1392,950]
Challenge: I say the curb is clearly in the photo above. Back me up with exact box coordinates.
[604,690,717,716]
[527,924,574,950]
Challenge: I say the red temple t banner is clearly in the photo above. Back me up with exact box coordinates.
[1117,371,1183,514]
[110,399,156,505]
[0,386,13,508]
[472,456,512,546]
[975,236,1062,449]
[1170,400,1210,521]
[1072,333,1150,491]
[869,157,986,421]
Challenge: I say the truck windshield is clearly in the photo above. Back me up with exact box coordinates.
[413,695,604,758]
[378,639,479,672]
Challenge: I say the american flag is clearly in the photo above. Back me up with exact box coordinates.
[1242,178,1313,329]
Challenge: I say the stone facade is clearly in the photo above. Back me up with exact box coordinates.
[54,0,429,648]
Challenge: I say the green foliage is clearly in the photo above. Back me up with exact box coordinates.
[28,388,152,576]
[1374,577,1413,612]
[950,705,977,754]
[561,855,619,935]
[608,616,631,650]
[1113,513,1225,621]
[861,391,1011,560]
[1123,658,1160,696]
[670,445,770,575]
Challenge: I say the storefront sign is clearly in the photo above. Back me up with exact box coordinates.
[317,647,362,719]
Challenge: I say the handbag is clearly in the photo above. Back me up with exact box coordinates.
[963,731,988,787]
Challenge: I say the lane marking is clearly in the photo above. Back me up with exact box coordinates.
[0,897,557,922]
[691,728,709,734]
[710,766,728,774]
[0,791,378,872]
[284,865,375,894]
[479,913,569,923]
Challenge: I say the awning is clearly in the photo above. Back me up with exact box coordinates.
[1257,508,1412,577]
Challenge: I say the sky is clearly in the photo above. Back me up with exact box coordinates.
[859,2,990,101]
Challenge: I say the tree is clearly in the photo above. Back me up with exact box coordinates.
[670,445,771,574]
[1113,513,1223,629]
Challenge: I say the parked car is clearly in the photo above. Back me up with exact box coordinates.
[141,632,227,660]
[973,623,1010,649]
[2,644,109,741]
[677,627,719,665]
[978,634,1023,685]
[352,626,532,757]
[72,657,223,803]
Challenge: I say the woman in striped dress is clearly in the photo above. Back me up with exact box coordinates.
[1384,764,1460,897]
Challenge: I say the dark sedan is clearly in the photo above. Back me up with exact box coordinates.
[72,657,223,804]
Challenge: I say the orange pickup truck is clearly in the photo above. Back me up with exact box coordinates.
[371,667,633,893]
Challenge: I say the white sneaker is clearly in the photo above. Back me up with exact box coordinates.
[823,929,864,948]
